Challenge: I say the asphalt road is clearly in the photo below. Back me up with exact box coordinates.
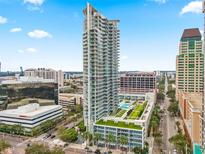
[161,76,177,154]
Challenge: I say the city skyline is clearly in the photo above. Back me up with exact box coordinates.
[0,0,203,71]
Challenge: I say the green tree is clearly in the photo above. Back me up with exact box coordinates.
[25,143,65,154]
[166,89,176,99]
[59,128,78,142]
[157,92,165,100]
[106,133,115,152]
[169,133,187,154]
[94,133,102,148]
[25,143,50,154]
[168,102,179,117]
[119,135,128,154]
[51,146,65,154]
[0,140,10,153]
[175,121,181,133]
[14,124,24,135]
[133,147,143,154]
[133,146,148,154]
[31,127,42,137]
[83,131,92,146]
[154,131,162,146]
[78,121,86,132]
[150,117,159,136]
[40,120,56,133]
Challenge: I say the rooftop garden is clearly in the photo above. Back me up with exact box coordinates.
[126,101,147,120]
[115,109,126,117]
[96,119,142,130]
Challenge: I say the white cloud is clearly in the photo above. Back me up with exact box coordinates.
[180,1,202,15]
[0,16,7,24]
[26,6,43,12]
[27,29,52,39]
[121,55,128,60]
[24,0,44,6]
[18,48,38,54]
[150,0,168,4]
[10,27,22,33]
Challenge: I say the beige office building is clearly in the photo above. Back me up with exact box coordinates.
[176,28,203,98]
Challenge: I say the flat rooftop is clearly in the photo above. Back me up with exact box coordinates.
[121,71,156,77]
[95,93,155,129]
[183,92,202,111]
[0,103,62,119]
[96,119,142,130]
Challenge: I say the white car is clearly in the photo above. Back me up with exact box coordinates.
[173,149,177,154]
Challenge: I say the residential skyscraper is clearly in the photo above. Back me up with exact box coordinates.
[176,28,203,98]
[83,3,120,132]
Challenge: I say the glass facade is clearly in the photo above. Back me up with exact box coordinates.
[0,82,58,110]
[83,4,120,132]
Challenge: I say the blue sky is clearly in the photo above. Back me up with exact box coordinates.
[0,0,203,71]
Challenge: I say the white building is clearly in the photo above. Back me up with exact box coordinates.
[94,92,156,150]
[0,103,63,131]
[24,68,64,87]
[83,3,120,132]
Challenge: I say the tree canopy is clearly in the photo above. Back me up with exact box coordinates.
[0,140,10,153]
[25,143,64,154]
[59,128,78,142]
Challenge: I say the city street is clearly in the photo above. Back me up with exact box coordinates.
[160,76,177,154]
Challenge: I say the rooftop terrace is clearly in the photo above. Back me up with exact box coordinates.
[95,119,142,130]
[110,100,148,120]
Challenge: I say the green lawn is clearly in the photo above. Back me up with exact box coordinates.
[115,109,126,117]
[96,119,142,130]
[127,101,147,120]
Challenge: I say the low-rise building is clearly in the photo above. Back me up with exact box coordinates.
[0,103,63,131]
[59,96,76,111]
[93,93,155,150]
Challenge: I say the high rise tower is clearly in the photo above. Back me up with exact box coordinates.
[176,28,203,98]
[83,3,120,132]
[176,28,204,146]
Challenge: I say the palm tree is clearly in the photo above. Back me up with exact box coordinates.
[83,131,89,149]
[94,133,102,148]
[150,119,158,136]
[106,133,115,152]
[133,147,143,154]
[119,135,128,154]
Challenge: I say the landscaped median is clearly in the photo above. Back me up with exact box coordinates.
[95,119,142,130]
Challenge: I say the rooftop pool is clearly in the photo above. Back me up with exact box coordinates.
[119,102,131,110]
